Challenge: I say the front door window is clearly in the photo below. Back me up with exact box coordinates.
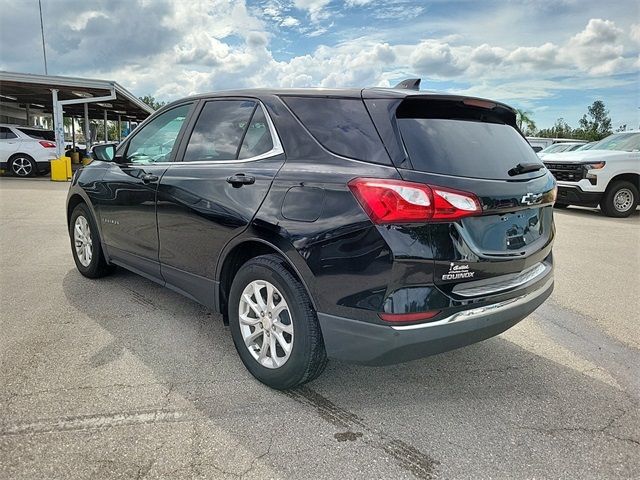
[125,103,192,164]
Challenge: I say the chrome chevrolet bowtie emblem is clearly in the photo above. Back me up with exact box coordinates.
[521,193,543,205]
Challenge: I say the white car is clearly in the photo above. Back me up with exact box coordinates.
[543,131,640,217]
[537,142,585,159]
[0,124,58,177]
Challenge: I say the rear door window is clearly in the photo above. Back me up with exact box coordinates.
[16,128,55,141]
[184,100,256,162]
[238,105,274,159]
[397,102,543,180]
[0,127,17,139]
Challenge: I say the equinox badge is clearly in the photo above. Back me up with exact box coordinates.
[521,193,543,205]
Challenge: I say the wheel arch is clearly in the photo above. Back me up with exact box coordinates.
[67,193,86,226]
[66,191,109,260]
[216,234,318,325]
[608,172,640,189]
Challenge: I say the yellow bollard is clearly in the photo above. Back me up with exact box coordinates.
[71,152,80,164]
[50,157,72,182]
[82,157,92,166]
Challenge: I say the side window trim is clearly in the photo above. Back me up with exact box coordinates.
[174,98,284,164]
[118,102,195,164]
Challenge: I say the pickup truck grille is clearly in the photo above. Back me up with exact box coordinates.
[544,163,586,182]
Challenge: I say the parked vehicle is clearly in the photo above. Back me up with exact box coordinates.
[526,136,583,152]
[576,141,598,151]
[66,85,556,389]
[0,124,57,176]
[544,131,640,217]
[537,142,585,159]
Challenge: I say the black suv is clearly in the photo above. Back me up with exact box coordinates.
[67,83,556,389]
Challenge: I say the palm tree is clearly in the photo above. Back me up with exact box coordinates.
[515,108,536,134]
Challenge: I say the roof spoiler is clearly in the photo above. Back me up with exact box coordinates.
[393,78,421,90]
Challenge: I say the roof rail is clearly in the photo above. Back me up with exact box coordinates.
[393,78,421,90]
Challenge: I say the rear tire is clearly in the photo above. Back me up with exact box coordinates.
[600,181,638,218]
[228,254,327,389]
[9,154,37,177]
[69,203,113,278]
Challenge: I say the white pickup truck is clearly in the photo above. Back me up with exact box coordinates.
[543,131,640,217]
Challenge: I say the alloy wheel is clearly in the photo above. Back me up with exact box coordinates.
[238,280,294,369]
[74,215,93,267]
[11,157,32,176]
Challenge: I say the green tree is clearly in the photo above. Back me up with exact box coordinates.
[139,95,167,111]
[576,100,612,141]
[92,121,121,142]
[537,118,573,138]
[515,108,537,135]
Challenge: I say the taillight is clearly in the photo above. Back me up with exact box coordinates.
[39,140,56,148]
[348,178,481,224]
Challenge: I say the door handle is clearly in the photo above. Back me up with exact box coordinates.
[140,173,159,183]
[226,174,255,187]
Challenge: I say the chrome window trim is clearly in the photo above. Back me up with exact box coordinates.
[177,100,284,166]
[391,275,553,331]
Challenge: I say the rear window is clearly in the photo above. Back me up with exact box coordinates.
[17,128,55,141]
[282,97,389,164]
[397,116,542,180]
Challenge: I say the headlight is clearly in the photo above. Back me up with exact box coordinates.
[584,162,606,170]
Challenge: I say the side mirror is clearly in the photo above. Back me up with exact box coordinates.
[91,144,116,162]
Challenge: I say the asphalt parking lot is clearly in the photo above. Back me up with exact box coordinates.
[1,177,638,479]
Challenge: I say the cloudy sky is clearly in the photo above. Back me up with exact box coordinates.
[1,0,638,129]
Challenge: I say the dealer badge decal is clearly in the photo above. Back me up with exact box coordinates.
[442,263,475,280]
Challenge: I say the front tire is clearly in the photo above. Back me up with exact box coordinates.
[228,254,327,389]
[69,203,113,278]
[600,181,638,218]
[9,154,37,177]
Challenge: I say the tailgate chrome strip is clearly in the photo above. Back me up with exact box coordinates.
[452,262,549,298]
[391,276,553,331]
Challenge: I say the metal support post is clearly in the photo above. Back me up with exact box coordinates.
[84,103,90,149]
[51,89,64,158]
[104,110,108,142]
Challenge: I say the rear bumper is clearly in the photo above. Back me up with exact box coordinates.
[317,275,553,365]
[556,185,601,207]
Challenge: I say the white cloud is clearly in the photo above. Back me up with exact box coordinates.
[292,0,331,22]
[564,19,625,74]
[410,41,468,77]
[1,0,637,128]
[281,16,300,27]
[630,23,640,44]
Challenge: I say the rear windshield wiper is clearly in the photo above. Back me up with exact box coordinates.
[508,162,544,176]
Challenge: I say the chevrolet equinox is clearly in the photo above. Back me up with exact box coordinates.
[67,82,556,389]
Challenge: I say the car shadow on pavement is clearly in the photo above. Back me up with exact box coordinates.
[61,267,640,478]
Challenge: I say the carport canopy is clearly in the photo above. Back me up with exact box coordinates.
[0,70,153,121]
[0,71,154,156]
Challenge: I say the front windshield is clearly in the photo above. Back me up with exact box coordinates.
[591,132,640,152]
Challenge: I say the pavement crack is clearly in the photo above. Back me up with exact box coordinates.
[239,420,279,479]
[518,409,639,447]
